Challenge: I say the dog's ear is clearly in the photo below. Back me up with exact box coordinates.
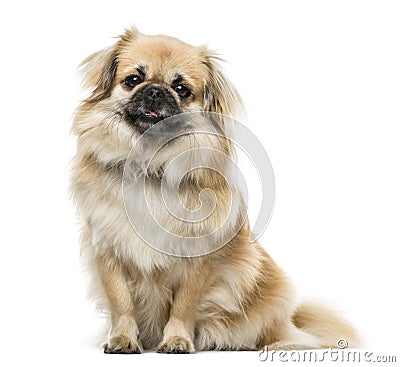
[79,27,139,101]
[79,45,118,100]
[201,50,243,117]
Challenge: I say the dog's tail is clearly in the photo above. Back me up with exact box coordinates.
[291,300,361,348]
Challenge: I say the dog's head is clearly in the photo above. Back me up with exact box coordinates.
[73,27,241,166]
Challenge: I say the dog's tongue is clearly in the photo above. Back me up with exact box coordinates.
[149,111,159,118]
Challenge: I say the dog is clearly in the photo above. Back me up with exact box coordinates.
[71,27,359,353]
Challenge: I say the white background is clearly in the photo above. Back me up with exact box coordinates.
[1,1,399,366]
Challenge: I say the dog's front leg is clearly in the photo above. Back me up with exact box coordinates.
[96,254,143,354]
[157,264,207,354]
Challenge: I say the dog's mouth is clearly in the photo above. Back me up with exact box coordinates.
[125,108,171,133]
[142,110,165,123]
[144,110,161,119]
[137,109,168,124]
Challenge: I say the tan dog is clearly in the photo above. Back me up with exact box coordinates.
[71,27,359,353]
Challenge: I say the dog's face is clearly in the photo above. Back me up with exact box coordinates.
[74,28,241,166]
[115,34,209,134]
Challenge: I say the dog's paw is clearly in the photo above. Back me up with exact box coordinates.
[104,335,143,354]
[156,336,195,354]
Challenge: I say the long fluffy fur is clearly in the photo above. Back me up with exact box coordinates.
[71,27,359,353]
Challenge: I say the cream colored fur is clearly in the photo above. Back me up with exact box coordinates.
[71,27,360,353]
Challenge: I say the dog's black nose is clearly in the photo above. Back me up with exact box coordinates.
[146,86,165,101]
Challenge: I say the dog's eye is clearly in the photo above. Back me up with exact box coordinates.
[123,74,143,88]
[174,84,191,99]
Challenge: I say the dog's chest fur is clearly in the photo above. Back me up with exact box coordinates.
[73,152,244,268]
[72,156,176,272]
